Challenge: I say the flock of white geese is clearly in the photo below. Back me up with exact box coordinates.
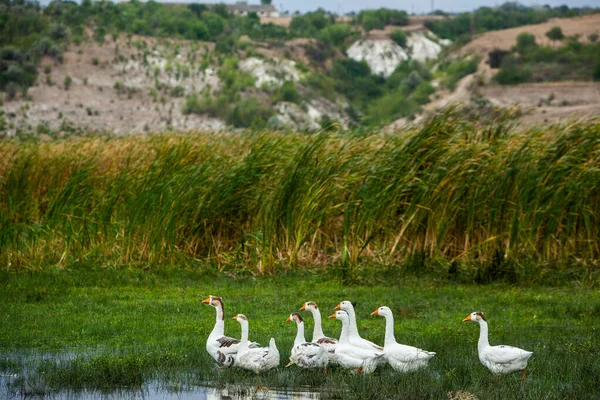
[202,296,533,380]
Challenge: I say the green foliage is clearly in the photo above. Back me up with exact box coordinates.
[438,55,480,90]
[1,269,598,398]
[317,23,355,48]
[289,10,335,38]
[389,29,407,47]
[63,75,72,90]
[425,2,599,41]
[2,117,600,281]
[546,26,565,42]
[593,61,600,81]
[356,8,408,31]
[273,80,301,104]
[330,58,384,105]
[496,40,600,84]
[227,97,274,128]
[589,33,599,43]
[515,32,537,54]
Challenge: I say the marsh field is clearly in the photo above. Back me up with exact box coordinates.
[1,114,600,399]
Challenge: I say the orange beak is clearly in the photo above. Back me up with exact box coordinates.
[463,314,472,322]
[300,304,306,311]
[334,304,341,310]
[371,309,379,316]
[202,297,211,304]
[232,315,238,320]
[328,313,336,319]
[285,316,291,323]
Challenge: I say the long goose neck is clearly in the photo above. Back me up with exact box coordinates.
[338,318,351,344]
[311,309,325,340]
[238,320,249,351]
[294,321,306,347]
[478,320,490,352]
[384,314,397,347]
[346,307,360,338]
[211,304,225,337]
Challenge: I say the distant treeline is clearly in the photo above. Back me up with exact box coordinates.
[425,2,599,43]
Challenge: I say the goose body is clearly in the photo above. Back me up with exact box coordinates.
[300,301,338,364]
[464,312,533,377]
[371,306,435,372]
[286,313,328,370]
[336,301,383,351]
[202,296,259,367]
[232,314,280,374]
[329,310,385,374]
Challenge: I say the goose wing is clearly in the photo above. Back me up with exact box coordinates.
[485,345,531,365]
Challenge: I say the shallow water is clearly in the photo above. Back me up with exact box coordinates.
[0,350,320,400]
[1,374,320,400]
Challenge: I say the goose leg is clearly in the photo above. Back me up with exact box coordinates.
[521,368,526,382]
[323,366,327,376]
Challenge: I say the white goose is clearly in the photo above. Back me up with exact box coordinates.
[329,310,385,374]
[285,312,329,372]
[300,301,338,364]
[371,306,436,372]
[232,314,280,374]
[335,301,383,351]
[463,312,533,380]
[202,295,259,366]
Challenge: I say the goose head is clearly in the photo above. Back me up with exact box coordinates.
[286,312,304,324]
[202,295,224,308]
[370,306,392,317]
[300,301,318,312]
[335,300,355,312]
[232,314,248,324]
[463,311,486,323]
[329,310,349,322]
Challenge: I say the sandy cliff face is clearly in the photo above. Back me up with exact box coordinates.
[346,39,409,78]
[347,31,450,77]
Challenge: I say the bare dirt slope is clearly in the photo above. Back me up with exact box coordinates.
[2,36,225,135]
[413,15,600,127]
[460,14,600,57]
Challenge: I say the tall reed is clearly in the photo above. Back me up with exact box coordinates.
[1,113,599,276]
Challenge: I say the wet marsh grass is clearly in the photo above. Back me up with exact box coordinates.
[0,114,599,284]
[1,269,599,399]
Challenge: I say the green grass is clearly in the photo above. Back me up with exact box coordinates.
[1,268,599,399]
[1,114,600,286]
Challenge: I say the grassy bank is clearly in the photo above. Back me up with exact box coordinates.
[1,114,600,285]
[0,268,599,399]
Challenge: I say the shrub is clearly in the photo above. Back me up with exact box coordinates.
[227,97,273,129]
[546,27,564,43]
[49,23,68,41]
[6,82,18,100]
[273,81,301,104]
[488,49,509,69]
[92,58,99,66]
[594,61,600,82]
[94,27,107,45]
[589,33,599,43]
[515,32,537,54]
[64,76,72,90]
[390,29,407,48]
[495,56,532,84]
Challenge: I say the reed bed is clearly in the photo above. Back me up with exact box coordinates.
[1,113,599,280]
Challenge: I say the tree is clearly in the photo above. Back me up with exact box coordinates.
[515,32,536,54]
[261,0,272,4]
[390,29,407,48]
[545,26,564,44]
